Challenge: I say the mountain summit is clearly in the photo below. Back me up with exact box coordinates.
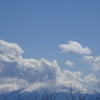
[0,81,96,100]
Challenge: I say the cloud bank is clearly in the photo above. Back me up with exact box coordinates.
[0,40,99,93]
[59,41,92,54]
[65,61,74,67]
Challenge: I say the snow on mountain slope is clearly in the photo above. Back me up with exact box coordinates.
[0,80,96,100]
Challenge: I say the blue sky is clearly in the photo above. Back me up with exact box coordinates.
[0,1,100,93]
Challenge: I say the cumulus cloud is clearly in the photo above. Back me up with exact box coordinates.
[0,40,62,93]
[0,40,99,93]
[83,55,100,71]
[65,61,74,67]
[59,41,92,54]
[0,40,24,57]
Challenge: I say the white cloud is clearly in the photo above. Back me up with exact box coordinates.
[0,40,24,57]
[62,70,83,82]
[0,40,62,93]
[59,41,92,54]
[83,55,100,71]
[0,40,99,93]
[0,77,29,93]
[84,74,99,83]
[65,61,74,67]
[83,74,100,90]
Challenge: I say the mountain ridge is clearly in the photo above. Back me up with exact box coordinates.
[0,81,98,100]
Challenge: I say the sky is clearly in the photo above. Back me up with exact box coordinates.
[0,1,100,93]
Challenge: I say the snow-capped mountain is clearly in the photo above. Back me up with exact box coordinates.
[0,81,97,100]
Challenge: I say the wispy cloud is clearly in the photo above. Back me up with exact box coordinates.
[84,74,100,89]
[59,41,92,54]
[65,61,74,67]
[83,55,100,71]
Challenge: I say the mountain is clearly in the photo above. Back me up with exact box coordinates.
[0,81,98,100]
